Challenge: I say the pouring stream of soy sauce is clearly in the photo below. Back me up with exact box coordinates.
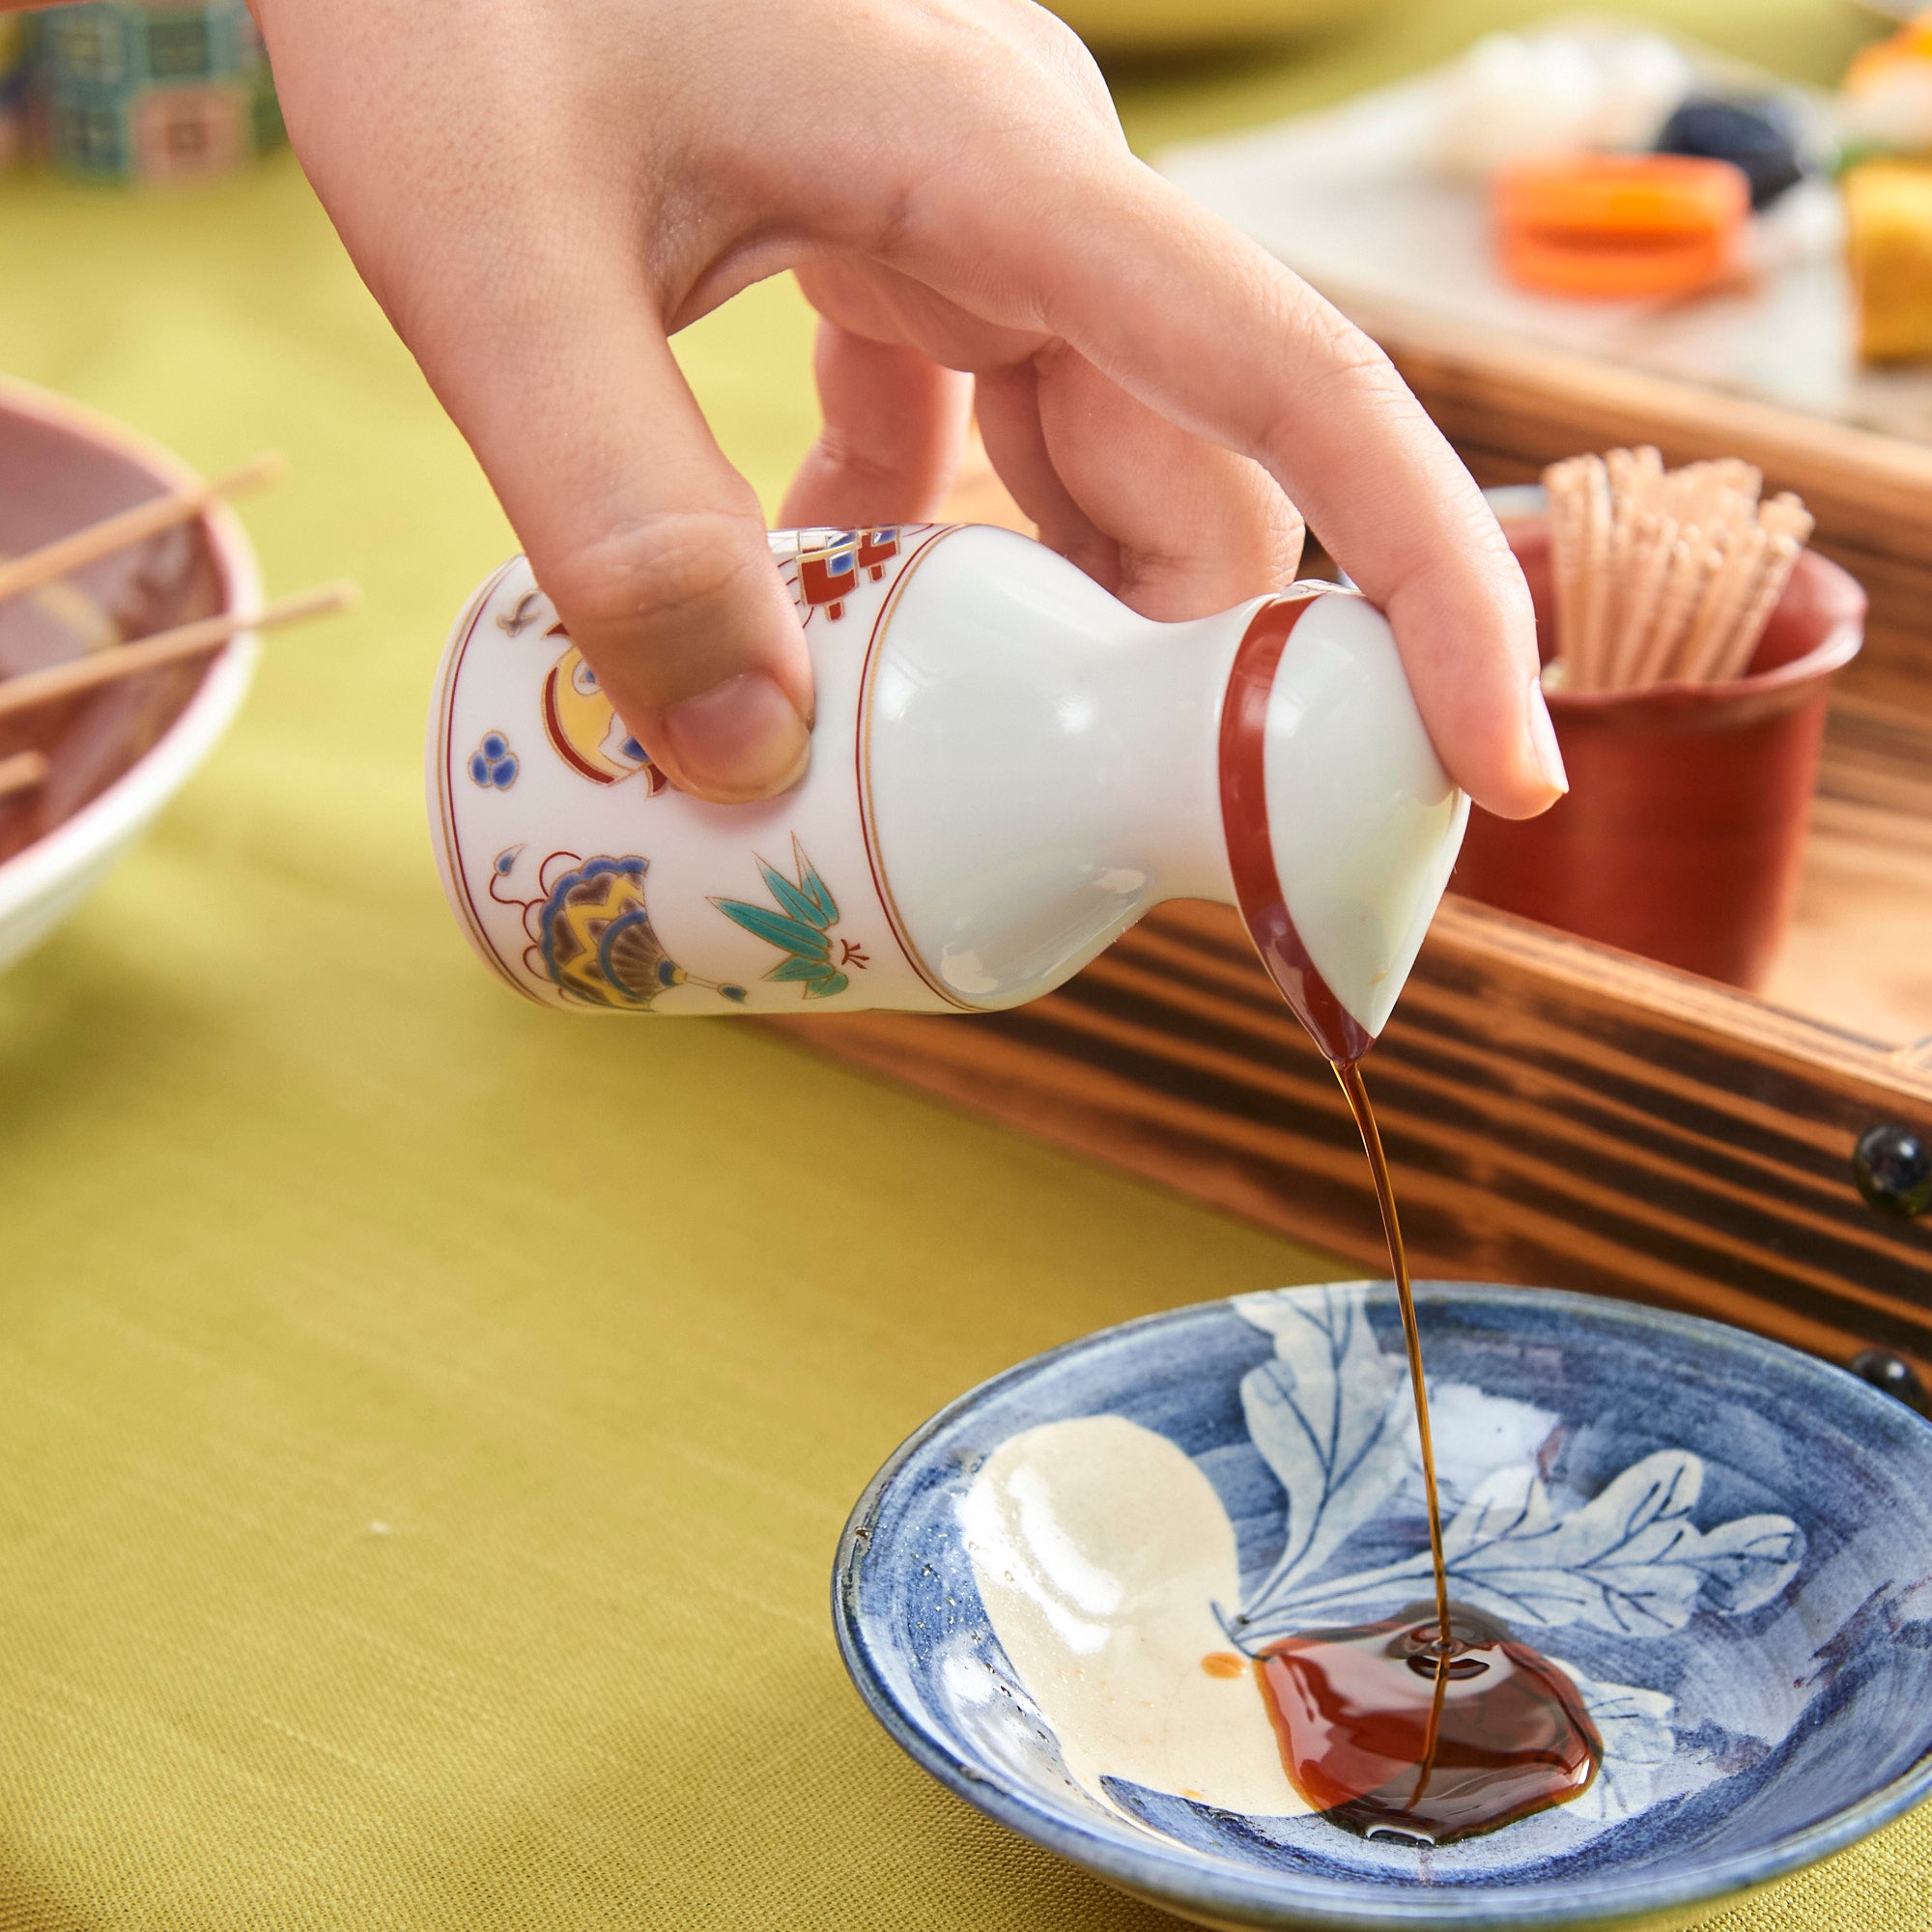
[1215,600,1600,1841]
[1336,1059,1453,1656]
[1238,1059,1603,1846]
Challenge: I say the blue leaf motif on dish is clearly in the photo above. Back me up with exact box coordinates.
[836,1279,1932,1916]
[1561,1672,1676,1824]
[1235,1287,1407,1607]
[1226,1286,1803,1651]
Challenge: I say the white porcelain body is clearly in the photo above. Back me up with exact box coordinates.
[865,525,1236,1009]
[428,525,1465,1039]
[1257,586,1469,1038]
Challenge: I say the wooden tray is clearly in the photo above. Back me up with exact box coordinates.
[780,896,1932,1374]
[771,424,1932,1387]
[1362,306,1932,1054]
[1146,23,1932,1050]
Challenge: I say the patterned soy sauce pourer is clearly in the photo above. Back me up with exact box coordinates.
[427,524,1469,1063]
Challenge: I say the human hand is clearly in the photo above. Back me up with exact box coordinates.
[252,0,1566,816]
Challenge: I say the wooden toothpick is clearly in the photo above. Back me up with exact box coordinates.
[1760,492,1814,547]
[1683,526,1769,683]
[1612,513,1675,686]
[1544,458,1584,674]
[1637,533,1713,685]
[1544,450,1811,690]
[1577,455,1613,692]
[1711,534,1802,682]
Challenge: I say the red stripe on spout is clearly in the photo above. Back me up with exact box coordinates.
[1219,594,1373,1067]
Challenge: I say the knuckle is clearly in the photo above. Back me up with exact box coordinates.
[1012,2,1111,87]
[1293,324,1404,415]
[810,427,905,495]
[1246,276,1405,422]
[539,510,759,641]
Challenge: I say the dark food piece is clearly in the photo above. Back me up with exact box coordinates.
[1656,95,1805,211]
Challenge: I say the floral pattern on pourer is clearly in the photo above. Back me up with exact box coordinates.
[469,731,519,789]
[489,848,746,1010]
[780,527,901,624]
[712,837,867,1000]
[436,539,962,1017]
[539,623,669,793]
[495,588,545,637]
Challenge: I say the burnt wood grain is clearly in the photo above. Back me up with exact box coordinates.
[773,896,1932,1378]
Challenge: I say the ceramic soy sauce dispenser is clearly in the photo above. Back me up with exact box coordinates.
[428,523,1468,1065]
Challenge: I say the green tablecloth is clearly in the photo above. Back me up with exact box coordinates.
[0,3,1923,1926]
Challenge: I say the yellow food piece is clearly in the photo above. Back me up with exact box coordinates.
[1845,159,1932,362]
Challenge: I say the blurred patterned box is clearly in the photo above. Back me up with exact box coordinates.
[35,1,282,183]
[0,17,28,171]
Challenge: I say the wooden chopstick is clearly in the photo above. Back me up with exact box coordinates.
[0,581,357,724]
[0,751,50,802]
[0,452,285,609]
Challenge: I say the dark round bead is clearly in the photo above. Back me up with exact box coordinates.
[1853,1124,1932,1220]
[1656,95,1804,211]
[1850,1350,1929,1412]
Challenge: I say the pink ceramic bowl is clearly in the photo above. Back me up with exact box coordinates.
[0,376,258,970]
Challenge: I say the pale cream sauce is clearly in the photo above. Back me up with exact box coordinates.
[960,1415,1308,1818]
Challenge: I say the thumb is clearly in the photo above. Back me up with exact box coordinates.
[412,267,813,804]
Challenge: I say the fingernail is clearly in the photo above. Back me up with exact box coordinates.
[659,671,810,801]
[1525,672,1570,798]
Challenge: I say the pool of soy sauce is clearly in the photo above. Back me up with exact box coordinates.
[1254,1604,1602,1845]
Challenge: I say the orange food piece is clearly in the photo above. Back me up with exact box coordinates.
[1846,12,1932,94]
[1493,154,1750,299]
[1498,225,1733,298]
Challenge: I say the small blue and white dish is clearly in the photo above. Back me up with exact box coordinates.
[833,1284,1932,1931]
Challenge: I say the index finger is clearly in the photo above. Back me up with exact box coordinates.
[913,159,1567,821]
